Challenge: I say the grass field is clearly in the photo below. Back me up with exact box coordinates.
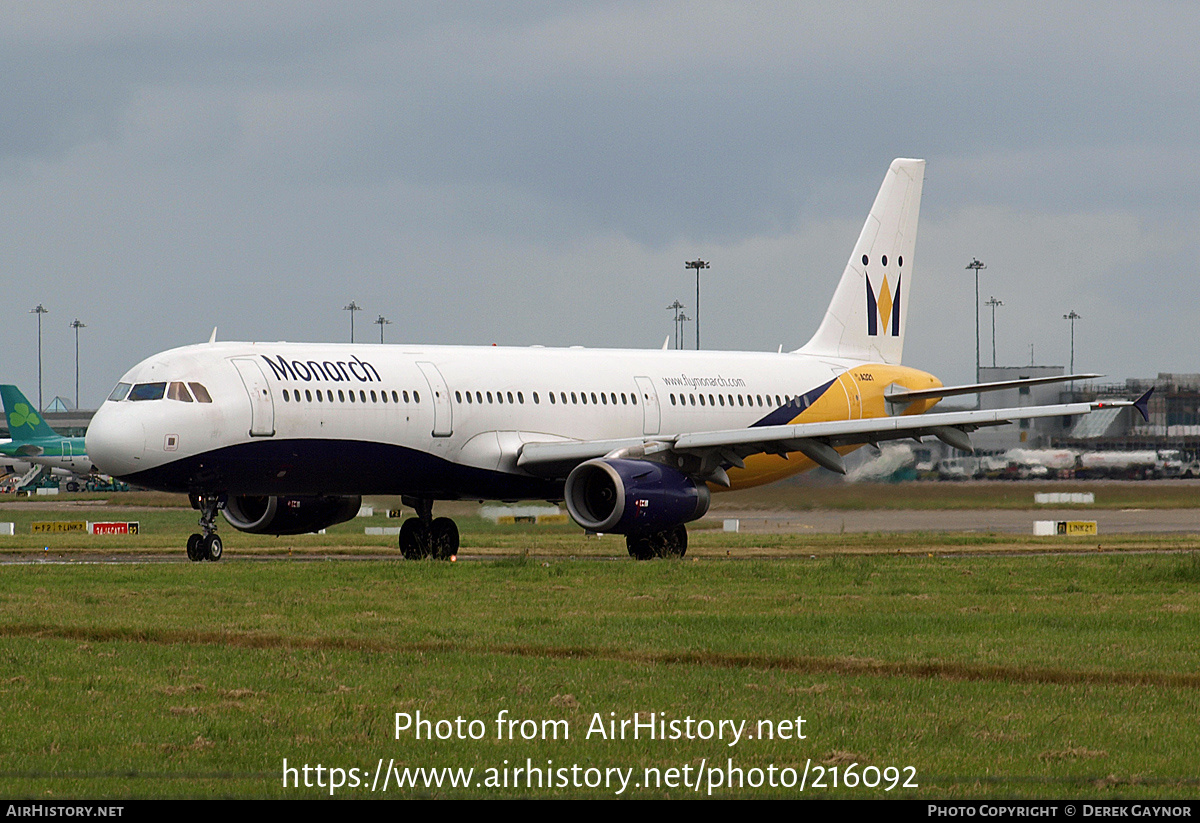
[1,483,1199,798]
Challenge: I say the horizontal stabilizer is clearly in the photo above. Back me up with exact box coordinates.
[1133,388,1153,422]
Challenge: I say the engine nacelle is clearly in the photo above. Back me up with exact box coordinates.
[564,458,710,535]
[222,495,362,535]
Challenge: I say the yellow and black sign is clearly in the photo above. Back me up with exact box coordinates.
[1056,520,1098,536]
[32,521,87,533]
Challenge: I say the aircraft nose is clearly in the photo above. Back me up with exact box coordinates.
[85,406,146,478]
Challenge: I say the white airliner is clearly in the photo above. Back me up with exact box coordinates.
[85,159,1145,562]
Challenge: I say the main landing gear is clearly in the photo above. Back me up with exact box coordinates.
[626,525,688,560]
[398,496,460,560]
[186,494,224,562]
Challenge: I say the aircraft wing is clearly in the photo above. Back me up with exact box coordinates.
[517,400,1113,481]
[885,373,1102,404]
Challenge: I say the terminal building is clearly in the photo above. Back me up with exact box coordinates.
[936,367,1200,460]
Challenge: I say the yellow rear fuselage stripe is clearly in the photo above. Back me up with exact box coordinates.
[722,364,942,491]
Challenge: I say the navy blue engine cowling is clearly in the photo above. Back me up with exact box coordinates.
[222,495,362,535]
[564,458,711,535]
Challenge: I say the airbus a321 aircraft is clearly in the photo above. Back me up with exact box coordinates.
[86,159,1145,562]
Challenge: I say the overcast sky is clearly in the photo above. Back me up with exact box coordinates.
[4,1,1197,408]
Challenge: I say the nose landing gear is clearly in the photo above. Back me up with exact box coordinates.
[186,494,224,562]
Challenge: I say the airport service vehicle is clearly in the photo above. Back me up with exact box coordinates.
[86,159,1147,562]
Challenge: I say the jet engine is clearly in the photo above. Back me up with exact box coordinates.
[222,494,362,535]
[563,458,710,535]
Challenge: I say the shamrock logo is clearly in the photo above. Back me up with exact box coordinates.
[10,403,40,432]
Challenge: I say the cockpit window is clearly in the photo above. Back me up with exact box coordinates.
[188,383,213,403]
[128,382,167,401]
[108,383,132,402]
[167,382,194,402]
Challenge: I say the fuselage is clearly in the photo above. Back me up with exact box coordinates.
[85,341,942,500]
[0,438,92,475]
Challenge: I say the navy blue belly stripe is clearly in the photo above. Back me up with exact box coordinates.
[117,438,564,501]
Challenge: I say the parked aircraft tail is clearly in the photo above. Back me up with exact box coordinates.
[0,385,62,442]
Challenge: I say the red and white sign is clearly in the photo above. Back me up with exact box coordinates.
[88,521,140,535]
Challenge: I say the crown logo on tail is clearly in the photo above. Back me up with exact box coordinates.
[866,272,901,337]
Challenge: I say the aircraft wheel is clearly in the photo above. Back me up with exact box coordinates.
[399,519,431,559]
[186,533,204,562]
[431,517,459,560]
[202,534,223,562]
[658,525,688,558]
[626,534,654,561]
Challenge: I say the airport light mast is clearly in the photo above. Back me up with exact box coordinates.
[985,296,1002,367]
[30,304,48,412]
[666,300,685,349]
[71,318,86,410]
[966,259,986,382]
[375,314,392,344]
[684,259,708,350]
[1063,310,1081,376]
[343,301,363,344]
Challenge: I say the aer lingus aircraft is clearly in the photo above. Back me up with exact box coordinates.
[86,159,1145,562]
[0,385,93,476]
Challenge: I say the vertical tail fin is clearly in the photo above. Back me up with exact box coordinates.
[0,385,62,441]
[797,158,925,364]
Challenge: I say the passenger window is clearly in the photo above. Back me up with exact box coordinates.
[306,390,313,402]
[413,391,420,403]
[129,382,167,401]
[507,391,514,403]
[108,383,132,402]
[360,390,366,402]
